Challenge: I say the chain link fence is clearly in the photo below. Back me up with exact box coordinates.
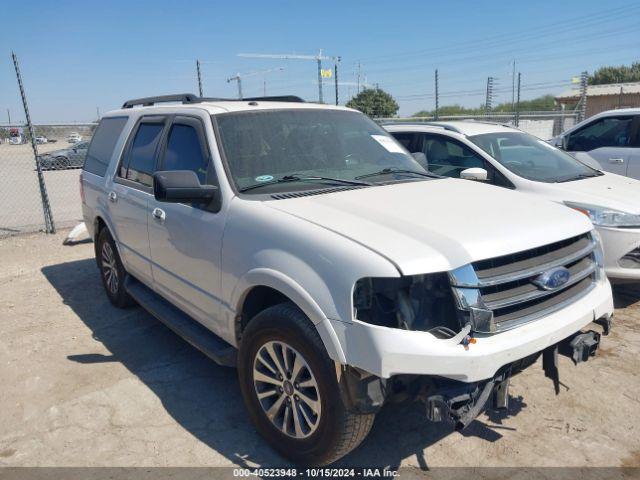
[0,123,96,236]
[375,111,580,140]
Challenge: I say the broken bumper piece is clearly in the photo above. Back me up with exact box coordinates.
[424,371,510,431]
[424,321,607,429]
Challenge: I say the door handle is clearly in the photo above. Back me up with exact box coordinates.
[108,191,117,203]
[608,158,625,164]
[152,208,166,222]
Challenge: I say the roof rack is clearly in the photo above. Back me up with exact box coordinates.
[380,120,464,134]
[121,93,305,109]
[243,95,305,103]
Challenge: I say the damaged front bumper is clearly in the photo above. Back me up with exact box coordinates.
[422,325,607,430]
[330,279,613,382]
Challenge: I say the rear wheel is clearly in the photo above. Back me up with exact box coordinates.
[55,156,68,169]
[96,228,135,308]
[238,303,375,466]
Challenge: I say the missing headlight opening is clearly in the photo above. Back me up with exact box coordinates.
[353,274,462,337]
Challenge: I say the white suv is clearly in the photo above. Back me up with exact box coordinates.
[81,94,613,465]
[386,121,640,282]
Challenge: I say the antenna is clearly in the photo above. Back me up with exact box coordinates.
[238,50,339,103]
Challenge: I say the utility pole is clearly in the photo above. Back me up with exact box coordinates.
[6,109,10,124]
[434,69,439,120]
[196,60,203,97]
[334,58,340,105]
[96,107,100,120]
[356,61,362,94]
[579,71,588,121]
[511,60,516,110]
[485,76,495,114]
[515,72,521,127]
[238,50,339,103]
[317,51,323,103]
[12,52,55,233]
[227,67,285,100]
[227,73,243,99]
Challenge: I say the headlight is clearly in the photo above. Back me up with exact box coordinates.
[353,274,462,337]
[565,201,640,228]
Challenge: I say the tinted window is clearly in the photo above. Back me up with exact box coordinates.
[163,124,207,183]
[391,132,417,150]
[421,134,484,178]
[568,116,633,151]
[83,117,128,176]
[125,122,164,187]
[216,110,427,194]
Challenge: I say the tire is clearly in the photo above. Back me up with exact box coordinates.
[56,156,68,170]
[238,303,375,466]
[96,228,135,308]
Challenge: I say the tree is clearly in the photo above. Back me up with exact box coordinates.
[411,94,557,117]
[346,88,399,117]
[589,62,640,85]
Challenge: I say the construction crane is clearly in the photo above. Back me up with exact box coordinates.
[227,67,285,99]
[238,50,340,104]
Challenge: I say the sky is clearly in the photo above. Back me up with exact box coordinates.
[1,0,639,123]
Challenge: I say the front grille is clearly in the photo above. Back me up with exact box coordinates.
[450,233,598,332]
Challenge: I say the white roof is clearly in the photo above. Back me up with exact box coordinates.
[555,82,640,100]
[385,120,518,136]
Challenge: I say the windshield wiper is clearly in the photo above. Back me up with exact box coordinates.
[239,175,371,192]
[355,168,440,180]
[555,172,601,183]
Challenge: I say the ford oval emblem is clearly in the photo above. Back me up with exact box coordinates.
[533,266,571,291]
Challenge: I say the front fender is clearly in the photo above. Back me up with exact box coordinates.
[231,267,347,364]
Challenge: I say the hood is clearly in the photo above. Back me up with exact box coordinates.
[265,179,592,275]
[531,172,640,214]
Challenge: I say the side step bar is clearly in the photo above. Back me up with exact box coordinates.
[125,278,237,367]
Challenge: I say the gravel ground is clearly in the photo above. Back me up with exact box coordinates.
[0,230,639,469]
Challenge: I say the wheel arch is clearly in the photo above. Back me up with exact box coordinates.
[233,269,347,364]
[92,214,124,265]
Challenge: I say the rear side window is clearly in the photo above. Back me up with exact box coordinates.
[567,116,633,151]
[163,124,207,183]
[122,122,164,187]
[83,117,128,176]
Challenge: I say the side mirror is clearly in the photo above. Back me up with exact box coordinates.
[460,167,488,181]
[411,151,428,168]
[153,170,218,203]
[561,135,569,150]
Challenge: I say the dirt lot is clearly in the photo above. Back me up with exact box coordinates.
[0,230,639,469]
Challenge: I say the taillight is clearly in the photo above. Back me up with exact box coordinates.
[79,174,85,203]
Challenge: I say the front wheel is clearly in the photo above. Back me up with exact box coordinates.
[238,303,375,466]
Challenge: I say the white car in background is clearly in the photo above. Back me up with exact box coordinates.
[386,121,640,282]
[66,132,82,143]
[550,108,640,177]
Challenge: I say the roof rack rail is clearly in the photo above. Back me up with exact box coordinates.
[380,120,464,134]
[121,93,305,109]
[242,95,305,103]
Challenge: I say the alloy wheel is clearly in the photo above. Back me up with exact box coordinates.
[253,340,322,439]
[101,242,119,294]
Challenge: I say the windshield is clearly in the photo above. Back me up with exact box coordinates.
[215,109,432,194]
[468,131,601,183]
